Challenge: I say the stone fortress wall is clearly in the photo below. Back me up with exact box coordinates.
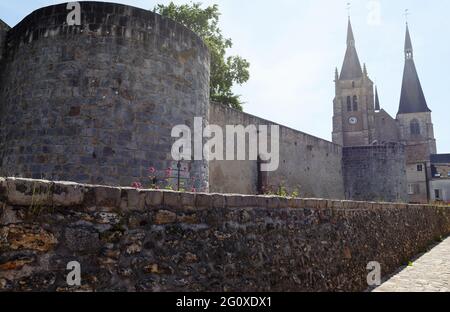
[0,2,443,293]
[1,178,449,291]
[0,19,10,62]
[0,2,210,191]
[343,144,408,202]
[209,102,345,199]
[0,2,408,203]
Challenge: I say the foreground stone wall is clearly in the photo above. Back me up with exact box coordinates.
[209,102,345,198]
[1,177,450,292]
[0,2,210,190]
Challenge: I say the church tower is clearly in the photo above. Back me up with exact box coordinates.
[396,23,436,203]
[333,19,375,147]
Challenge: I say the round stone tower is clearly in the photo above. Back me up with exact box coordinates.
[0,2,210,190]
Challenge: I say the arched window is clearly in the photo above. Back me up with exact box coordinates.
[347,96,352,112]
[352,95,358,111]
[410,119,420,135]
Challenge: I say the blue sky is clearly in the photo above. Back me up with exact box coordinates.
[1,0,449,152]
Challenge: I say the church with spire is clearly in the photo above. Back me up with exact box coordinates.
[333,18,441,203]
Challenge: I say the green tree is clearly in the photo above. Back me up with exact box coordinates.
[154,2,250,111]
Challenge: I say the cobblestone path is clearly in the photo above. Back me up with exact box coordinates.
[374,237,450,292]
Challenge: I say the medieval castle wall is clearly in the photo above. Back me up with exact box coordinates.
[0,2,210,190]
[0,20,10,62]
[343,144,408,202]
[0,2,410,203]
[209,102,345,199]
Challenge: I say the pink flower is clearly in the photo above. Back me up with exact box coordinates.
[148,167,156,174]
[191,187,196,193]
[131,182,142,189]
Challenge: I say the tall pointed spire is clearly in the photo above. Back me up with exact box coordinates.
[339,18,363,80]
[374,86,380,111]
[404,24,413,59]
[347,18,355,46]
[398,23,431,114]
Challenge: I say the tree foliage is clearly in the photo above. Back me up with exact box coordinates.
[154,2,250,110]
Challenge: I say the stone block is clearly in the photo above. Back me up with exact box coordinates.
[163,191,181,209]
[181,193,195,210]
[65,226,101,253]
[4,178,53,206]
[0,206,21,225]
[154,210,177,225]
[122,188,146,212]
[52,181,84,206]
[94,186,121,208]
[223,195,241,208]
[145,190,164,207]
[212,194,225,209]
[195,193,212,209]
[0,224,57,253]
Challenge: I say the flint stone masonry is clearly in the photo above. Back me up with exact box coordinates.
[0,2,210,190]
[1,177,450,292]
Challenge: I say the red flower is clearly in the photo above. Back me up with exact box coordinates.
[191,187,196,193]
[132,182,142,189]
[148,167,156,174]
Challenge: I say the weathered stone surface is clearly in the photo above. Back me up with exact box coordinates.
[343,144,408,203]
[163,192,181,209]
[209,103,345,198]
[52,182,84,206]
[64,227,100,253]
[0,206,21,225]
[0,258,35,271]
[145,191,164,208]
[122,189,146,212]
[0,177,449,292]
[3,178,52,206]
[154,210,177,225]
[95,186,121,209]
[0,2,210,192]
[0,224,57,252]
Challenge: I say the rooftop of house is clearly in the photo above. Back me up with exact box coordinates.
[431,154,450,164]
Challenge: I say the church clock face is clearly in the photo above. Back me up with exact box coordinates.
[349,117,358,125]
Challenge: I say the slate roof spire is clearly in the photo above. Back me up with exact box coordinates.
[404,23,413,58]
[398,23,431,114]
[375,86,381,111]
[339,18,363,80]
